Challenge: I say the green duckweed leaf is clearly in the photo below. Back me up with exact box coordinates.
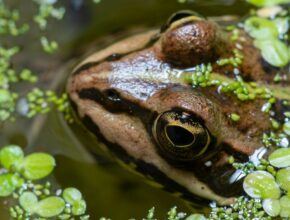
[186,214,207,220]
[72,199,87,216]
[0,173,17,197]
[247,0,290,7]
[280,196,290,218]
[274,17,289,35]
[22,152,55,180]
[283,121,290,135]
[254,39,290,67]
[63,187,82,205]
[19,191,38,213]
[35,196,65,218]
[276,168,290,191]
[263,198,281,217]
[268,148,290,168]
[243,171,280,199]
[0,145,24,170]
[244,17,278,39]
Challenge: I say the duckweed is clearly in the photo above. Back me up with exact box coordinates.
[262,199,280,217]
[19,191,38,213]
[283,121,290,135]
[279,196,290,217]
[276,168,290,191]
[244,17,279,39]
[243,171,281,199]
[0,145,23,170]
[230,113,240,122]
[22,153,55,180]
[254,39,290,67]
[0,173,17,196]
[268,148,290,168]
[247,0,290,7]
[185,214,206,220]
[0,145,89,219]
[36,196,66,218]
[244,15,290,67]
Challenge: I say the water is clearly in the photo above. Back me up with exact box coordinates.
[0,0,251,219]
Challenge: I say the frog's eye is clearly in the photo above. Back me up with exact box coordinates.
[152,111,211,162]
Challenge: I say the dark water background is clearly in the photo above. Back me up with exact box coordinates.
[0,0,251,219]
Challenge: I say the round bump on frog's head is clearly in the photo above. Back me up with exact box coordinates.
[161,11,225,67]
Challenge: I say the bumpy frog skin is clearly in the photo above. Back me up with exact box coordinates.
[67,12,290,205]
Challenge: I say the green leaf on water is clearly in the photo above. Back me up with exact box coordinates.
[280,196,290,218]
[243,171,280,199]
[268,148,290,168]
[35,196,65,218]
[72,199,87,216]
[276,168,290,191]
[273,17,289,36]
[186,214,207,220]
[244,17,279,39]
[247,0,290,7]
[22,152,55,180]
[19,191,38,213]
[0,173,17,197]
[63,187,82,205]
[254,39,290,67]
[263,198,281,217]
[283,121,290,135]
[0,145,24,170]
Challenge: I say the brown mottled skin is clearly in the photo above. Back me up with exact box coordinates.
[67,15,289,205]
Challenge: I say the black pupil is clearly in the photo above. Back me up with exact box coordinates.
[166,125,195,146]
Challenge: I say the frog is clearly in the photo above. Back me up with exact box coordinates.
[67,11,290,206]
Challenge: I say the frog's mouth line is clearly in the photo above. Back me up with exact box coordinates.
[75,87,247,199]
